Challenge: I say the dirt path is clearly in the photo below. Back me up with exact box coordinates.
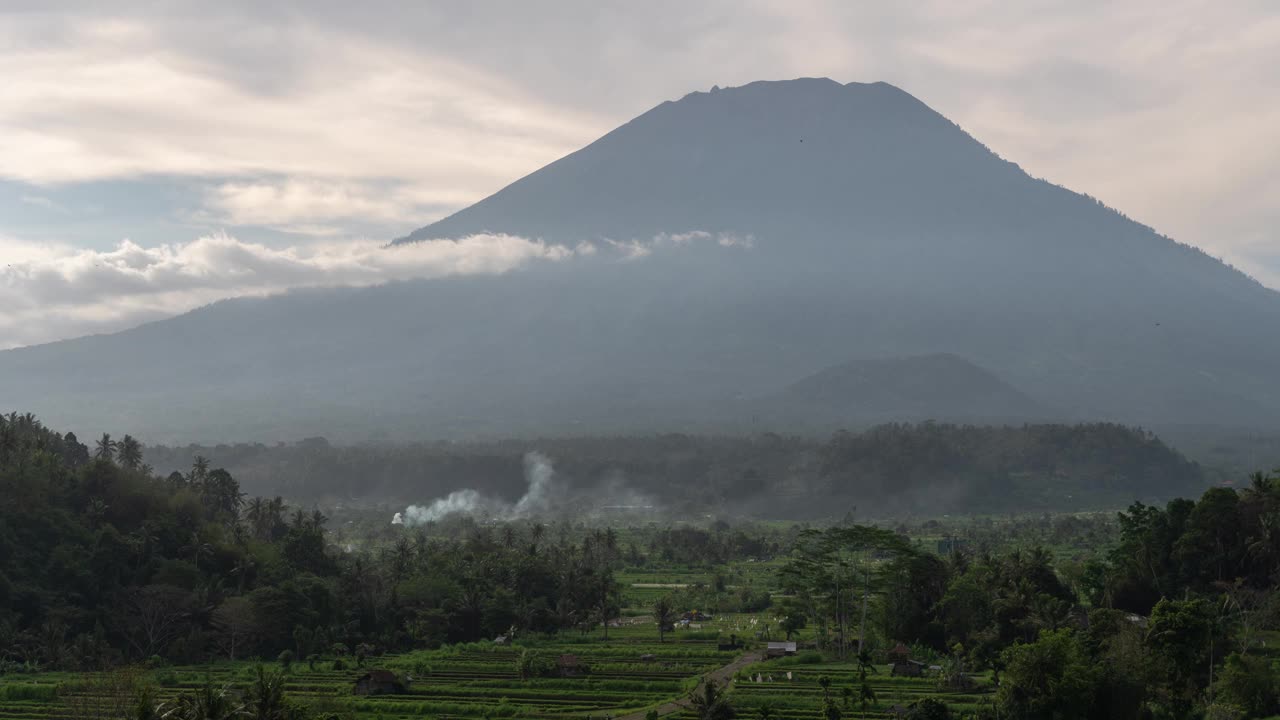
[613,650,762,720]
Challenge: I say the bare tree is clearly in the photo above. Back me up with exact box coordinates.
[117,585,193,660]
[211,596,258,661]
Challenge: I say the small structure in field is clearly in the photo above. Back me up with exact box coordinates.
[353,669,406,696]
[717,634,741,651]
[891,659,927,677]
[639,653,657,662]
[493,635,510,646]
[886,642,911,662]
[682,610,710,622]
[765,641,797,658]
[557,654,583,677]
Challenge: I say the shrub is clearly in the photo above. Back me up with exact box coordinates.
[0,683,58,702]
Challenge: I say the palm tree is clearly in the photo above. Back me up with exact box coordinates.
[690,679,735,720]
[245,498,266,540]
[267,497,286,540]
[243,665,288,720]
[183,531,214,572]
[230,557,256,594]
[822,696,843,720]
[858,682,876,719]
[189,456,210,487]
[308,508,327,530]
[163,677,244,720]
[86,497,110,528]
[94,433,117,462]
[118,434,143,470]
[653,595,676,643]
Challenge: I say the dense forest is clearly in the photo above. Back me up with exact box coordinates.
[5,411,1280,718]
[143,422,1206,517]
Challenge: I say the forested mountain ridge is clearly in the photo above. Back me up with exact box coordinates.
[141,421,1206,516]
[763,353,1046,426]
[2,78,1279,442]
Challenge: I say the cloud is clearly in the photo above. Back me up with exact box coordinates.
[0,2,1275,284]
[0,233,569,348]
[0,229,749,349]
[0,13,606,194]
[196,178,477,237]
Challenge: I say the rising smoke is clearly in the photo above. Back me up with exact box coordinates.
[396,452,555,526]
[394,452,655,526]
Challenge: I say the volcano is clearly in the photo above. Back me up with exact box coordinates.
[2,78,1278,442]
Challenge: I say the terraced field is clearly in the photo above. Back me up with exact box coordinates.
[0,631,996,720]
[0,577,995,719]
[724,660,994,719]
[0,623,740,720]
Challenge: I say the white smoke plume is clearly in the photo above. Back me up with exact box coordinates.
[397,452,555,526]
[395,451,658,526]
[511,452,561,517]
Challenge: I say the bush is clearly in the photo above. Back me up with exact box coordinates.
[332,659,346,671]
[908,698,952,720]
[155,670,180,687]
[0,683,58,702]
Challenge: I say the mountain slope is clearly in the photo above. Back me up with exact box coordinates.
[2,78,1278,442]
[763,353,1046,426]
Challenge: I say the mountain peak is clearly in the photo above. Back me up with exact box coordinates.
[6,80,1279,442]
[394,77,998,247]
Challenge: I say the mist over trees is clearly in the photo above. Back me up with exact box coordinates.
[142,422,1205,517]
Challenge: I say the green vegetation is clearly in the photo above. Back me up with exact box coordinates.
[4,412,1280,719]
[142,422,1205,515]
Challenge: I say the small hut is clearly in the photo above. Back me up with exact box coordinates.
[353,669,406,696]
[890,659,927,677]
[557,654,582,677]
[765,641,797,658]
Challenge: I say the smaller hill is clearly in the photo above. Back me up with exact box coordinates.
[764,353,1047,426]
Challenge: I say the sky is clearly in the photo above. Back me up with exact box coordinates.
[1,1,1277,348]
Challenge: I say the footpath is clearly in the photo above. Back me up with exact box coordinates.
[613,650,763,720]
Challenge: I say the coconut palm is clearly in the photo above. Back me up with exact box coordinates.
[189,456,210,486]
[653,595,676,643]
[162,677,244,720]
[243,665,289,720]
[94,433,117,462]
[690,679,735,720]
[118,434,143,470]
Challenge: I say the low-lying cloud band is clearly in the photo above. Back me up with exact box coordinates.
[0,231,748,349]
